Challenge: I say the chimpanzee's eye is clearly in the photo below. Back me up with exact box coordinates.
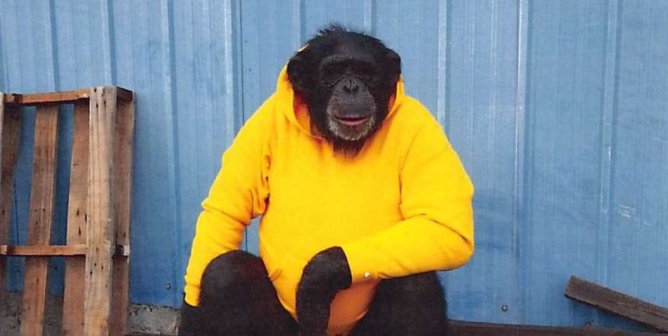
[321,63,346,86]
[356,65,376,85]
[359,72,374,83]
[357,69,376,85]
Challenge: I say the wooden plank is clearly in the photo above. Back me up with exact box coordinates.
[1,245,86,256]
[0,93,3,302]
[84,86,118,336]
[110,96,134,335]
[0,244,129,257]
[0,93,3,175]
[3,90,90,105]
[2,86,132,106]
[62,101,90,336]
[115,87,133,102]
[449,320,665,336]
[565,276,668,332]
[0,101,21,304]
[21,105,59,336]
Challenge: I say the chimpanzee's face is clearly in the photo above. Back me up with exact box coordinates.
[287,27,401,155]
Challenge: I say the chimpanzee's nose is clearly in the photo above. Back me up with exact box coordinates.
[342,79,359,94]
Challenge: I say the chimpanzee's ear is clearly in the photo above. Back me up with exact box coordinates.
[383,48,402,84]
[287,50,313,94]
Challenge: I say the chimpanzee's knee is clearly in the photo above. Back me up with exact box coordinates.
[179,250,297,336]
[350,272,448,336]
[199,250,268,307]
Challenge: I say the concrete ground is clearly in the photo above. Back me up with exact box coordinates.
[0,293,179,336]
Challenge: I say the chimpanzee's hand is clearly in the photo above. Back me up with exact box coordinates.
[296,246,352,336]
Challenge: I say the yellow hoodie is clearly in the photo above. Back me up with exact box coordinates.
[184,67,474,335]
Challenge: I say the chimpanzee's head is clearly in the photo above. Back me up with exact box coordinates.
[287,24,401,156]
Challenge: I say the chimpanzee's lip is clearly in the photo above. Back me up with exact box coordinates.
[332,115,370,126]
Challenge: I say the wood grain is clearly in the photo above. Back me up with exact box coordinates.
[20,105,59,336]
[83,87,118,336]
[1,245,86,256]
[0,96,19,302]
[62,101,90,336]
[449,320,665,336]
[565,276,668,332]
[0,244,129,256]
[110,96,134,336]
[0,94,16,302]
[0,93,3,177]
[2,87,132,106]
[0,93,3,302]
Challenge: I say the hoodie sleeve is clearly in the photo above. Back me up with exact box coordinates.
[183,107,271,306]
[341,117,474,283]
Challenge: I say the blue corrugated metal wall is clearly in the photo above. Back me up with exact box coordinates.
[1,0,667,329]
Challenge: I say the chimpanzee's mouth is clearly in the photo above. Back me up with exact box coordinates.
[332,115,370,126]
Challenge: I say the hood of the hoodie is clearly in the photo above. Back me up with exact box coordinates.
[273,65,406,137]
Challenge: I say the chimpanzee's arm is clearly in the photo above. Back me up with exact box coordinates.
[341,116,474,284]
[296,247,352,336]
[183,107,272,307]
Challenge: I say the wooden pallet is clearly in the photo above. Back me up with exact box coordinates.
[566,276,668,333]
[449,321,666,335]
[0,87,134,336]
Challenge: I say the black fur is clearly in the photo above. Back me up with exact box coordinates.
[178,251,297,336]
[350,272,448,336]
[179,251,448,336]
[287,25,401,156]
[296,247,352,335]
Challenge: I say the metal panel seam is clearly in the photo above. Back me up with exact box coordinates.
[293,0,304,48]
[0,11,5,90]
[163,0,183,306]
[101,0,114,84]
[229,0,249,252]
[363,0,375,34]
[514,0,529,325]
[436,0,448,126]
[48,0,59,90]
[105,0,117,84]
[298,0,306,44]
[596,0,621,298]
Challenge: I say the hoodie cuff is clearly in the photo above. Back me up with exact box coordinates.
[184,283,200,307]
[340,241,379,284]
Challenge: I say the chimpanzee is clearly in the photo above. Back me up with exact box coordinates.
[179,24,475,336]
